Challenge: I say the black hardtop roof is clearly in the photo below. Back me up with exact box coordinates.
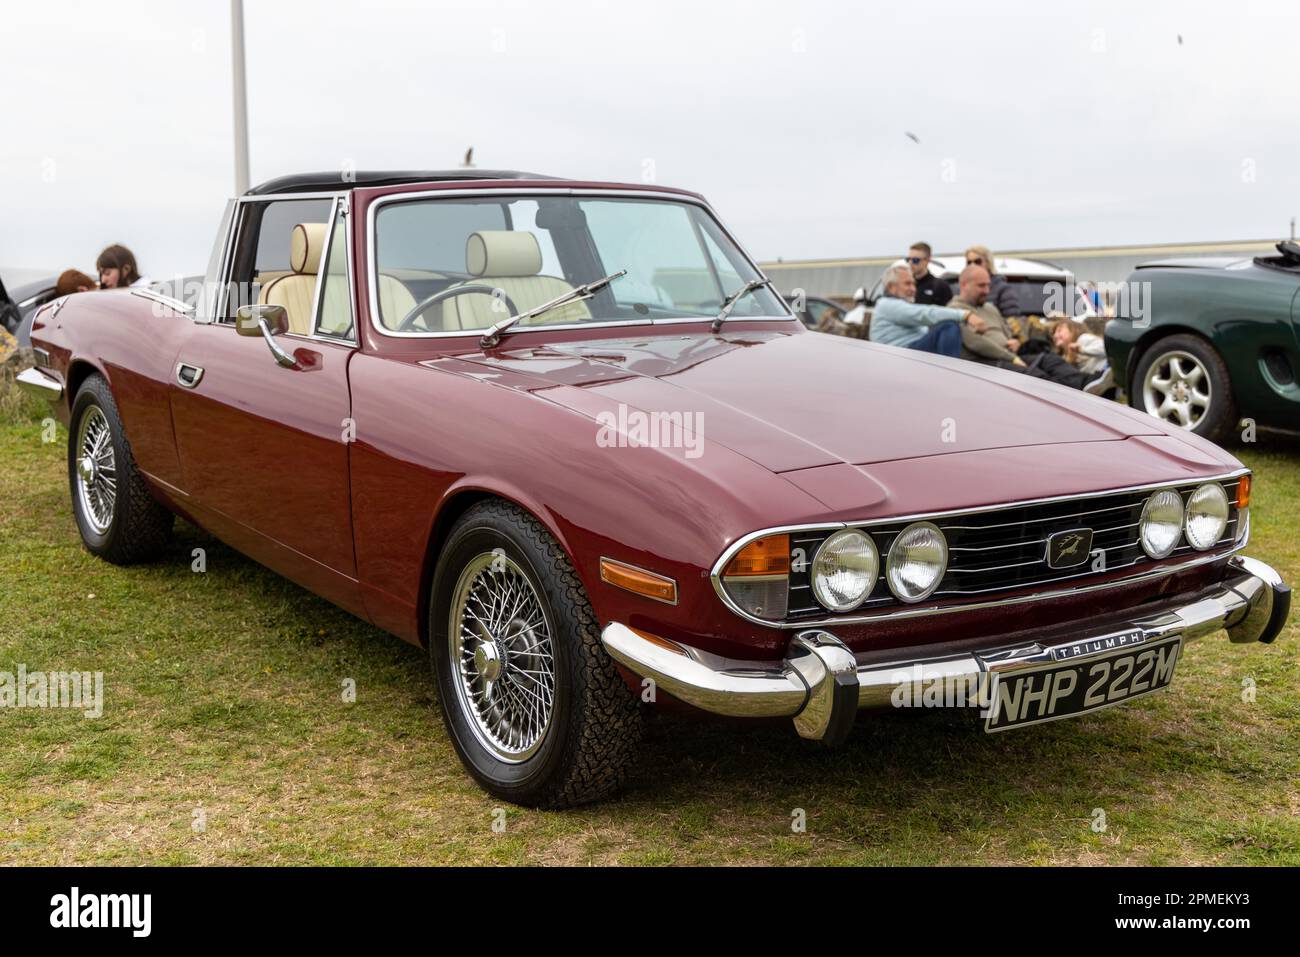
[245,169,561,195]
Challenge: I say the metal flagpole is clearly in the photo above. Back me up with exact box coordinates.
[231,0,250,195]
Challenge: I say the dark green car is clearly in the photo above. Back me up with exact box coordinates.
[1106,241,1300,443]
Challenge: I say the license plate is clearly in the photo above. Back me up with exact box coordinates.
[984,635,1182,732]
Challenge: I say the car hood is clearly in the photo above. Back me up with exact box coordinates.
[452,329,1169,473]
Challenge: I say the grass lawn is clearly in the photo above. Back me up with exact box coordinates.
[1,381,1296,865]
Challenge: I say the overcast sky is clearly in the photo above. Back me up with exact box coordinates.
[3,0,1298,281]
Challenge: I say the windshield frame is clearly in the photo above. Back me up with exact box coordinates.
[364,186,794,338]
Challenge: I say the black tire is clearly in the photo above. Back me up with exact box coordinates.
[1130,334,1237,443]
[68,374,173,563]
[429,500,642,808]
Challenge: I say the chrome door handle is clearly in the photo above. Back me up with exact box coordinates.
[175,362,205,388]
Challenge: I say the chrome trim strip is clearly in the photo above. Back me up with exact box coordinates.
[711,469,1249,628]
[130,288,194,314]
[213,201,246,324]
[306,196,340,339]
[17,292,53,311]
[236,190,345,202]
[948,556,1065,574]
[938,502,1140,531]
[947,517,1139,554]
[363,186,796,339]
[16,367,63,401]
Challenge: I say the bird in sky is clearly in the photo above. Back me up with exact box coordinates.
[462,147,475,168]
[904,131,920,144]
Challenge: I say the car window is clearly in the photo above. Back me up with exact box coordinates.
[807,300,835,324]
[378,200,507,274]
[371,194,784,333]
[254,199,333,273]
[582,199,717,310]
[222,198,334,322]
[314,204,353,339]
[698,229,746,301]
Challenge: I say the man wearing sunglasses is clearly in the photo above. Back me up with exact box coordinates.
[906,242,953,306]
[964,244,1021,318]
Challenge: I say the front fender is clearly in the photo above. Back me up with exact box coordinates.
[346,352,828,658]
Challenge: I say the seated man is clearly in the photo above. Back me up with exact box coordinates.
[868,265,985,357]
[952,264,1100,391]
[949,264,1025,367]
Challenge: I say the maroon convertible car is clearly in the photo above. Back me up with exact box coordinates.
[20,171,1290,807]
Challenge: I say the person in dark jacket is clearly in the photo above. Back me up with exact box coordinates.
[965,244,1021,318]
[907,242,952,306]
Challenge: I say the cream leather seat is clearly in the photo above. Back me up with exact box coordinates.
[439,231,590,331]
[377,273,417,327]
[260,223,326,334]
[262,222,419,335]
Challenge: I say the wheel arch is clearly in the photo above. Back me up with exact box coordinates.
[65,357,109,403]
[1127,325,1220,393]
[414,483,580,648]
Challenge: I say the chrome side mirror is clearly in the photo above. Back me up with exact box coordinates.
[235,304,296,368]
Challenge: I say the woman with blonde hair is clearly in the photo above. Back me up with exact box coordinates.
[965,244,1022,318]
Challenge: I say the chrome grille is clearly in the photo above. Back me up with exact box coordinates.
[786,478,1242,618]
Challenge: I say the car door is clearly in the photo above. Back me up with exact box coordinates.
[169,195,366,616]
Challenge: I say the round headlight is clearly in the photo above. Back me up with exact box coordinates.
[811,529,879,611]
[1139,489,1183,558]
[886,522,948,603]
[1184,482,1229,550]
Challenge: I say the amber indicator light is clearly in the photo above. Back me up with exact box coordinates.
[600,558,678,604]
[723,534,791,577]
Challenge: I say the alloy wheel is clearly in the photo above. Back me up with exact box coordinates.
[1142,350,1212,430]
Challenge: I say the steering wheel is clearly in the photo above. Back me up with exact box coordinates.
[397,285,519,333]
[1277,240,1300,264]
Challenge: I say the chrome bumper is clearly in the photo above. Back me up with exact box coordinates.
[15,367,62,401]
[601,554,1290,746]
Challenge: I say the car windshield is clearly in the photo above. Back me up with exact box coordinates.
[371,194,786,333]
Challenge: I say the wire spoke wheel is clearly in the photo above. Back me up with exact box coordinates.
[75,406,117,534]
[448,552,556,762]
[1142,349,1212,430]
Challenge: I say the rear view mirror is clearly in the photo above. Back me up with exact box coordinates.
[234,304,296,368]
[235,304,288,337]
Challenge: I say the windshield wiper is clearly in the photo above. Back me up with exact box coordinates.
[711,277,773,333]
[479,270,627,348]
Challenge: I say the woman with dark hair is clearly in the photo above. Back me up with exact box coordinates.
[96,244,150,289]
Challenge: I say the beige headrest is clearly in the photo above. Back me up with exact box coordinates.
[466,231,542,278]
[290,223,328,275]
